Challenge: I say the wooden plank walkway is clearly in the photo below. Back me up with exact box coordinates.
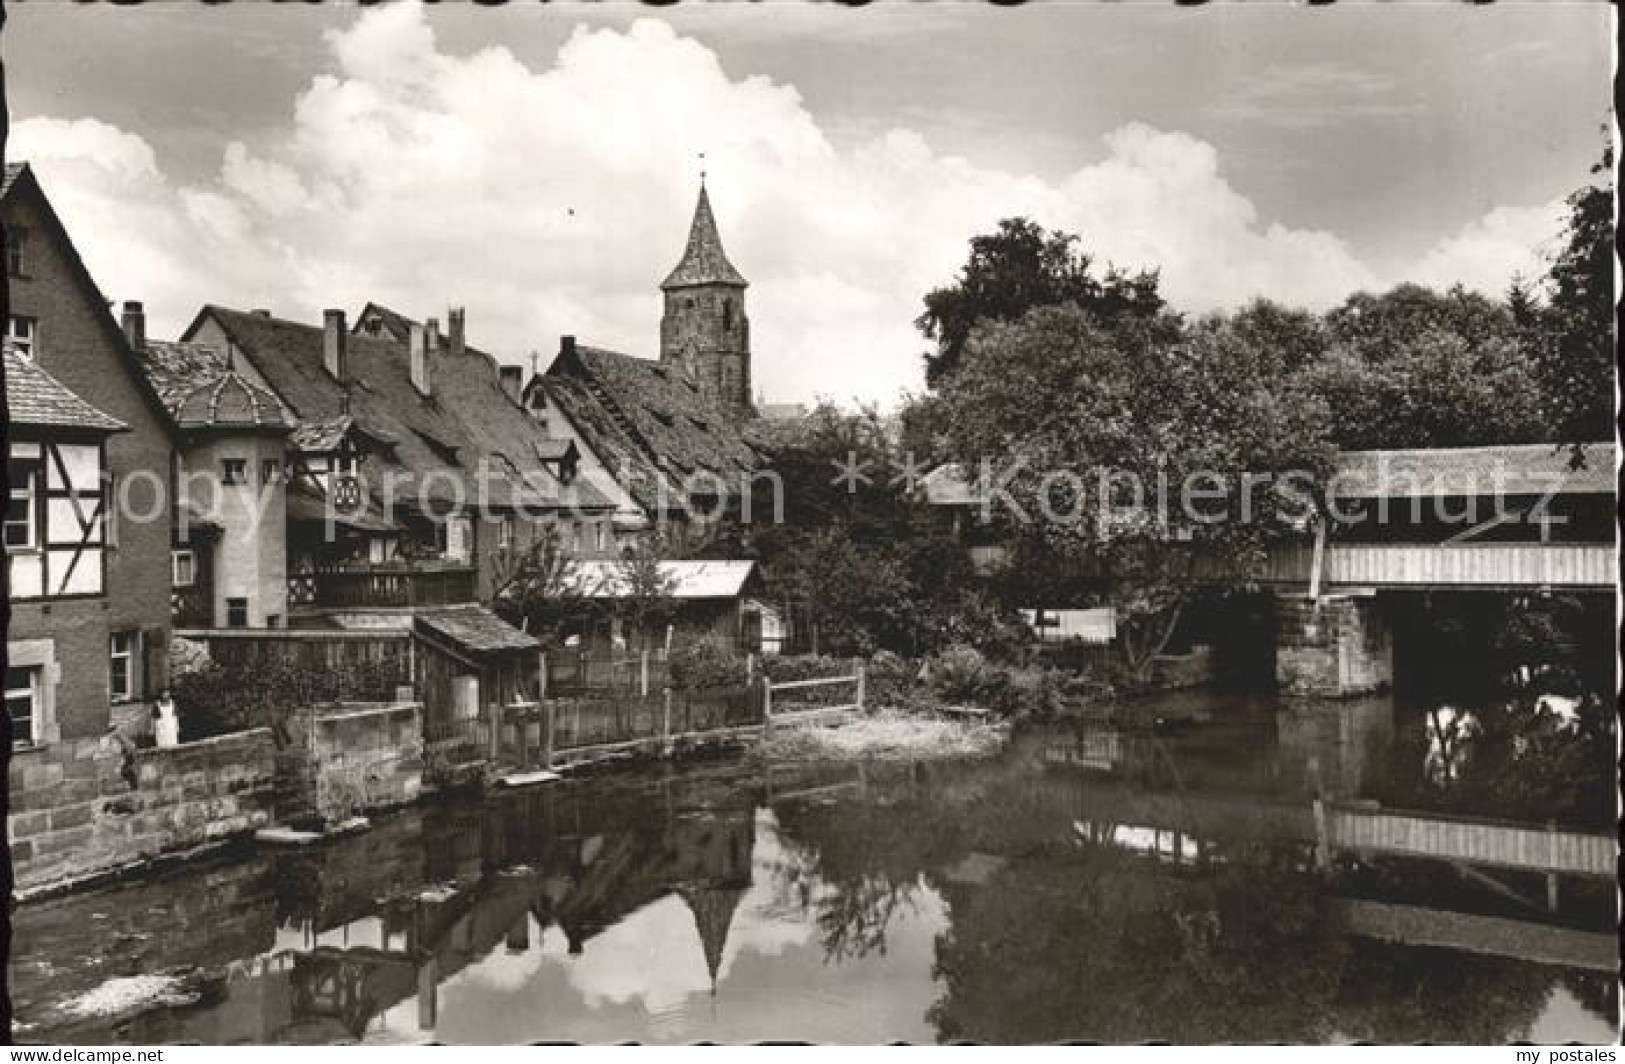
[1329,807,1616,878]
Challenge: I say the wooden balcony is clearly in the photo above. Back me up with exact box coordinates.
[290,562,479,610]
[1260,542,1616,590]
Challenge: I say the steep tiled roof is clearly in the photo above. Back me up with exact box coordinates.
[135,341,294,431]
[338,304,615,516]
[4,345,128,432]
[661,185,747,290]
[540,343,762,515]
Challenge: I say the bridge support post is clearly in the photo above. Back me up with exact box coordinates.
[1275,592,1392,699]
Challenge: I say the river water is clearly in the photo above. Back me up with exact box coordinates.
[9,693,1618,1044]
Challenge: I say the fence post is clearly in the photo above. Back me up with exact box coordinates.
[641,650,650,698]
[661,687,673,752]
[745,653,755,686]
[542,702,555,770]
[762,677,773,733]
[538,651,549,701]
[853,657,866,711]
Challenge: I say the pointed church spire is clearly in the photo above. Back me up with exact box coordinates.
[661,182,748,290]
[678,884,746,993]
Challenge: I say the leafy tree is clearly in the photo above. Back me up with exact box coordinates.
[917,217,1163,385]
[1536,142,1615,450]
[490,522,586,647]
[742,402,1001,656]
[611,528,680,652]
[931,304,1333,681]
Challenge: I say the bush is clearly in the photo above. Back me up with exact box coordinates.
[172,653,410,743]
[669,635,749,692]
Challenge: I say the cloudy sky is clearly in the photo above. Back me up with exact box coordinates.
[4,3,1612,407]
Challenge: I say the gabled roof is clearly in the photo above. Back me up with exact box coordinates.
[661,185,747,290]
[351,302,415,343]
[3,345,127,432]
[539,342,761,516]
[2,162,181,439]
[185,306,503,510]
[336,304,617,516]
[134,341,295,431]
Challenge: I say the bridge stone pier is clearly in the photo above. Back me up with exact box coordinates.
[1275,593,1393,699]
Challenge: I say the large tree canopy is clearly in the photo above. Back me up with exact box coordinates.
[929,303,1334,678]
[916,217,1163,386]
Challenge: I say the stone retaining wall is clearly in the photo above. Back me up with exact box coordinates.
[8,729,277,894]
[281,701,424,824]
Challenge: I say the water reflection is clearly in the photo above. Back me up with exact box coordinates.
[10,694,1617,1045]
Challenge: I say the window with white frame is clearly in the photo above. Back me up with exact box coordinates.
[110,631,139,704]
[221,458,247,485]
[7,315,37,360]
[6,455,39,550]
[7,665,40,749]
[172,549,196,587]
[261,459,281,487]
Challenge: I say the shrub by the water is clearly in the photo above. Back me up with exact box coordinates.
[668,635,749,692]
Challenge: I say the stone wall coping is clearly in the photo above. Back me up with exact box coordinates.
[131,727,274,759]
[310,701,421,724]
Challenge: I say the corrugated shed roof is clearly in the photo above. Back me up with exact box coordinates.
[3,345,127,432]
[567,559,756,600]
[135,340,295,430]
[661,185,747,290]
[414,605,539,655]
[541,344,761,516]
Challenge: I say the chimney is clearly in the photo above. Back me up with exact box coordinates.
[323,309,347,381]
[410,321,431,396]
[448,308,466,356]
[120,301,146,350]
[426,317,441,355]
[251,308,272,318]
[561,335,577,358]
[499,365,523,403]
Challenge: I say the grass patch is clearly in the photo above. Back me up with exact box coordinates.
[752,708,1008,762]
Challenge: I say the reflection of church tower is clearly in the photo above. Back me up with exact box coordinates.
[660,180,752,422]
[678,884,747,993]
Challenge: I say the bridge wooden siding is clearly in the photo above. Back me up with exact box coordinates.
[1260,542,1616,590]
[1340,900,1618,973]
[1045,775,1616,878]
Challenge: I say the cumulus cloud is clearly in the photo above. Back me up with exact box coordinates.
[7,5,1568,407]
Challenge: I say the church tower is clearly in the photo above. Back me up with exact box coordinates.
[660,181,751,421]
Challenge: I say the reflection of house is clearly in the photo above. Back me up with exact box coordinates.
[5,162,176,744]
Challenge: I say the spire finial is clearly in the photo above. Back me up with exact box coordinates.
[699,151,707,189]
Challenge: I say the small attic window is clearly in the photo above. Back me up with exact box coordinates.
[651,409,675,428]
[652,365,669,379]
[688,414,709,432]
